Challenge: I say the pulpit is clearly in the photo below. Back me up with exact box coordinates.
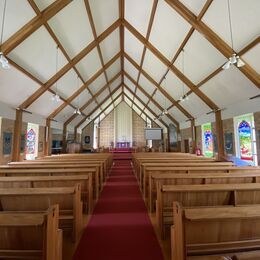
[116,142,130,148]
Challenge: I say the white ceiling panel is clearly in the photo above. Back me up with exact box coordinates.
[162,116,172,125]
[133,104,141,115]
[153,90,172,109]
[124,76,136,93]
[169,106,187,123]
[179,0,208,16]
[75,48,102,82]
[48,0,94,58]
[89,0,119,36]
[134,99,145,110]
[88,73,107,94]
[8,27,68,83]
[73,89,92,108]
[138,74,156,95]
[114,96,122,106]
[125,0,154,37]
[54,105,75,123]
[124,96,132,107]
[162,71,190,101]
[51,69,82,100]
[1,0,35,42]
[242,44,260,74]
[104,105,113,115]
[180,93,210,118]
[100,28,120,64]
[34,0,55,11]
[83,100,97,115]
[142,49,168,82]
[135,89,149,104]
[109,76,121,92]
[124,58,139,81]
[90,108,102,120]
[149,0,191,60]
[174,31,226,84]
[200,66,260,109]
[148,100,162,115]
[106,59,120,79]
[140,113,147,121]
[124,88,134,100]
[69,114,85,127]
[101,98,113,110]
[0,66,40,107]
[125,29,144,64]
[96,89,110,103]
[27,91,62,117]
[202,0,260,51]
[112,88,122,99]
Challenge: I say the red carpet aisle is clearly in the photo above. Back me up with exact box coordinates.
[73,159,164,260]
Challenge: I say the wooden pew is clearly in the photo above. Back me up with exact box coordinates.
[149,172,260,213]
[143,166,260,199]
[157,183,260,239]
[0,175,93,213]
[0,204,62,260]
[0,185,82,242]
[0,167,100,199]
[171,202,260,260]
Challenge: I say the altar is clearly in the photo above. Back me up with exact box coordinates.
[116,142,130,148]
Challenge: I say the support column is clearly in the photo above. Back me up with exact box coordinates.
[12,109,23,162]
[44,119,51,156]
[215,110,224,161]
[62,124,67,153]
[191,119,196,154]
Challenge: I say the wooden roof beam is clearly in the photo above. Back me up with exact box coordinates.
[122,19,219,110]
[124,71,179,127]
[47,52,121,119]
[0,0,72,54]
[76,86,122,129]
[19,19,121,109]
[123,52,193,119]
[119,0,125,86]
[64,72,121,126]
[165,0,260,88]
[124,84,168,128]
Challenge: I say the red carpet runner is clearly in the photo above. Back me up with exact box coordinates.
[73,159,164,260]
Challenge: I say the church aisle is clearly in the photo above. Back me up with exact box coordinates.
[73,159,164,260]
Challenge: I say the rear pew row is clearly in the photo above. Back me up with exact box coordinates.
[172,202,260,260]
[0,204,62,260]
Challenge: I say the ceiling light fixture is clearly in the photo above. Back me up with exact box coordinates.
[178,49,189,102]
[51,45,61,102]
[0,0,10,69]
[222,0,245,70]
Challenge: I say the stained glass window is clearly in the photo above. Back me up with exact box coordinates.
[202,123,213,158]
[238,120,253,161]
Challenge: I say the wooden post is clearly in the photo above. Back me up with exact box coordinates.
[44,119,51,156]
[191,119,196,154]
[62,124,67,153]
[12,109,23,162]
[215,110,224,161]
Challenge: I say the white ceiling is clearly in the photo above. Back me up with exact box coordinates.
[0,0,259,130]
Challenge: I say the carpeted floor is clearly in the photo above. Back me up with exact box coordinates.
[73,159,164,260]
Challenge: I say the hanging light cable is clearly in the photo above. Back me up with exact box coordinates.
[74,76,81,115]
[162,76,168,115]
[179,49,188,102]
[222,0,245,70]
[51,45,61,102]
[0,0,10,69]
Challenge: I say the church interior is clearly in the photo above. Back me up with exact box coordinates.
[0,0,260,259]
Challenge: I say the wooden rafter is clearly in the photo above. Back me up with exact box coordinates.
[123,84,168,128]
[84,0,114,108]
[165,0,260,88]
[76,86,122,129]
[133,0,158,106]
[124,72,179,127]
[122,19,219,110]
[27,0,98,115]
[64,72,121,126]
[124,52,193,119]
[119,0,125,85]
[18,19,121,109]
[47,52,121,119]
[0,0,72,54]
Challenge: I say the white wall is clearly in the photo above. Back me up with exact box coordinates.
[115,102,133,143]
